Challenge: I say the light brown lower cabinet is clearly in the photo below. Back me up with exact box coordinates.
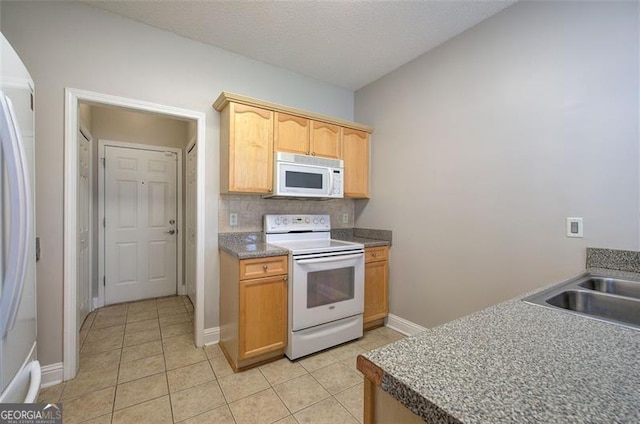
[364,246,389,327]
[219,251,288,370]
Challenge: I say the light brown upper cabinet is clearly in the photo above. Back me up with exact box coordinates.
[342,128,370,198]
[274,114,342,159]
[220,102,274,194]
[214,92,373,195]
[310,121,341,159]
[274,112,310,155]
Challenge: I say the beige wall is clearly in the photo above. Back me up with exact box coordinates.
[90,105,189,149]
[355,1,639,328]
[218,196,355,233]
[78,103,92,132]
[1,1,354,367]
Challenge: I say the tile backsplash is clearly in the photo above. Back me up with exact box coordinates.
[218,194,356,233]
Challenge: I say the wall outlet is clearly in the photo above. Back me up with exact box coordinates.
[230,212,238,226]
[342,213,349,224]
[566,217,583,238]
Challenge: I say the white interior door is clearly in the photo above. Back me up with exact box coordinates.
[104,145,177,304]
[77,126,91,326]
[185,143,197,305]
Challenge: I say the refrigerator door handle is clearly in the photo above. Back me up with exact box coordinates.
[0,92,32,338]
[24,360,41,403]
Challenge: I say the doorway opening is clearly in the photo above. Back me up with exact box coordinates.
[64,88,206,380]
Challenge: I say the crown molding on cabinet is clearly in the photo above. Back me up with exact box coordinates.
[213,91,373,134]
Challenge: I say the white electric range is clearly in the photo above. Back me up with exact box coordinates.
[264,214,365,359]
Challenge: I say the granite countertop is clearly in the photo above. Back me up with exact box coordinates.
[219,228,391,259]
[359,270,640,423]
[218,232,289,259]
[334,236,390,248]
[218,241,289,259]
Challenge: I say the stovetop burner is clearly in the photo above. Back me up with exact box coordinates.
[263,214,364,255]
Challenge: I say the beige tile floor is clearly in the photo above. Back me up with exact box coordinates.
[38,296,405,424]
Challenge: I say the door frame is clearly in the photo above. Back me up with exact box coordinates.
[97,140,183,307]
[78,123,93,322]
[185,137,197,303]
[64,88,206,380]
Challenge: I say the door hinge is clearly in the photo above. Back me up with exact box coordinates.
[101,157,105,167]
[103,276,106,287]
[103,218,105,227]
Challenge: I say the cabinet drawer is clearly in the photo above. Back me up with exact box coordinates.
[365,246,388,263]
[240,256,288,280]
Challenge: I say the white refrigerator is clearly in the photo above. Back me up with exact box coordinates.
[0,32,40,403]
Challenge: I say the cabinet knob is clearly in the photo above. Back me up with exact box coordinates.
[311,152,316,156]
[283,276,288,281]
[372,253,377,257]
[263,265,268,271]
[306,151,310,155]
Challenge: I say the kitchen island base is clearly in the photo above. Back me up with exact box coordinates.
[364,378,424,424]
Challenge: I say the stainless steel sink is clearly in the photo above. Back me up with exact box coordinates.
[523,273,640,330]
[578,277,640,300]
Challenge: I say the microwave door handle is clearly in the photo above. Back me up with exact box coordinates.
[294,253,363,265]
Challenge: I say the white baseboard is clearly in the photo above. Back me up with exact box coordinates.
[203,326,220,346]
[385,313,427,336]
[40,363,64,388]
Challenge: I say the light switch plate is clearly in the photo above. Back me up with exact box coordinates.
[566,217,583,238]
[230,212,238,226]
[342,213,349,224]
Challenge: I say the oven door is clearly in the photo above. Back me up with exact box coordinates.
[291,251,364,331]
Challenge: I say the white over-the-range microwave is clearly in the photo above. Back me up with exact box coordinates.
[265,152,344,199]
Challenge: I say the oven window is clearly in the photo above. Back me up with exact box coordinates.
[286,171,323,189]
[307,267,355,308]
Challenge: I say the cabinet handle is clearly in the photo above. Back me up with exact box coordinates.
[263,265,268,271]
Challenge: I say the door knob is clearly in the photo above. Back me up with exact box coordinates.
[166,229,176,235]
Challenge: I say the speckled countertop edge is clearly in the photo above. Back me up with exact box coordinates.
[361,269,640,424]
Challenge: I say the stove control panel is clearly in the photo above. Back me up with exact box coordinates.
[264,214,331,233]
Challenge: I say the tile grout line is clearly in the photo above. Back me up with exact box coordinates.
[58,299,402,423]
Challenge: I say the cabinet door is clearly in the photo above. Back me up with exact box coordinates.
[229,103,273,193]
[274,112,310,155]
[239,275,288,359]
[364,259,388,324]
[342,128,369,198]
[310,121,341,159]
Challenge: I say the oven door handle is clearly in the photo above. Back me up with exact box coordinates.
[294,253,364,264]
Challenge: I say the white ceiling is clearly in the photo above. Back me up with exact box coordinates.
[85,1,517,90]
